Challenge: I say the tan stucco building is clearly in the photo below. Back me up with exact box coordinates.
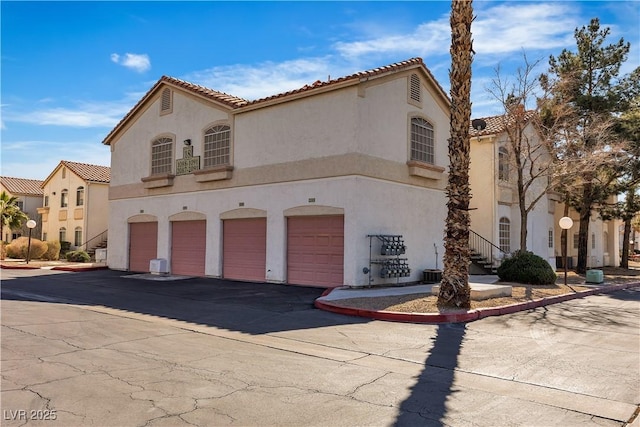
[38,161,110,251]
[0,176,44,241]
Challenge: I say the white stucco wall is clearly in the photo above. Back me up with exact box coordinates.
[107,176,446,287]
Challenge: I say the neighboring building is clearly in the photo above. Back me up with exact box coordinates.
[103,58,451,287]
[38,161,110,252]
[468,112,620,270]
[0,176,44,241]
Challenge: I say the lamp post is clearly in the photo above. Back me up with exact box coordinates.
[559,216,574,287]
[25,220,36,264]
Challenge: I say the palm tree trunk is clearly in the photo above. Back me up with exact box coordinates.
[438,0,474,310]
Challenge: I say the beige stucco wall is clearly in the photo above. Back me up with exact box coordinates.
[41,166,109,248]
[0,184,42,242]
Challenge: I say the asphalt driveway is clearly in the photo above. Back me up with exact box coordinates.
[2,268,639,426]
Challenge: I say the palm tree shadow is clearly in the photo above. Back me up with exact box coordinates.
[395,322,467,426]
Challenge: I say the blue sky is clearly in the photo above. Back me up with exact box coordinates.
[2,1,639,180]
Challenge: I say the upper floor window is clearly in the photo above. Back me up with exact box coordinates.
[409,73,421,104]
[499,217,511,253]
[410,117,434,164]
[548,229,553,248]
[76,186,84,206]
[160,88,172,115]
[498,147,509,181]
[44,195,49,207]
[16,200,24,211]
[151,136,173,175]
[204,125,231,168]
[60,189,68,208]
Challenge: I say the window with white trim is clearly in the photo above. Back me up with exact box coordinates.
[74,227,82,246]
[59,227,66,243]
[60,189,68,208]
[410,117,434,164]
[548,229,553,248]
[76,186,84,206]
[573,233,579,249]
[499,217,511,253]
[203,125,231,168]
[151,136,173,175]
[603,232,609,252]
[591,233,595,249]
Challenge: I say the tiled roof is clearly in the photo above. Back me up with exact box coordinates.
[0,176,44,196]
[61,161,111,183]
[103,57,447,145]
[469,110,537,137]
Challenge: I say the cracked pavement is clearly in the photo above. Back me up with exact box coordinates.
[1,268,639,426]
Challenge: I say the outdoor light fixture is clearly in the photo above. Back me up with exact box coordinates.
[183,139,191,146]
[559,216,573,287]
[26,219,37,264]
[472,118,487,141]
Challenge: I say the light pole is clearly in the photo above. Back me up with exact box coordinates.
[559,217,574,287]
[25,219,36,264]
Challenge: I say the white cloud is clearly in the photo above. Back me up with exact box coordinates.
[184,57,341,100]
[4,99,134,128]
[110,52,151,73]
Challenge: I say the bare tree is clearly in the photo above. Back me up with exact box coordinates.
[487,54,554,252]
[438,0,474,310]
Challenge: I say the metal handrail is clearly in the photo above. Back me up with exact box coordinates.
[78,230,108,252]
[469,230,506,268]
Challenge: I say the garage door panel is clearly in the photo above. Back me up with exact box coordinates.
[129,222,158,273]
[287,215,344,287]
[171,220,206,277]
[223,218,266,282]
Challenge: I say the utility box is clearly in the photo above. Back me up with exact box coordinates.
[586,269,604,284]
[95,248,107,262]
[149,259,169,275]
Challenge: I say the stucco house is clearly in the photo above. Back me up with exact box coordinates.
[103,58,451,287]
[0,176,44,242]
[468,112,620,271]
[37,160,110,253]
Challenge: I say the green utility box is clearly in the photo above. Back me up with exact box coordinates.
[585,269,604,284]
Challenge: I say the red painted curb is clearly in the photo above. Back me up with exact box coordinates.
[315,281,640,324]
[0,264,40,270]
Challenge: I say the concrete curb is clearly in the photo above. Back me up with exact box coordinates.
[314,282,640,324]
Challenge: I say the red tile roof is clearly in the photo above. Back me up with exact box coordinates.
[103,57,448,146]
[0,176,44,196]
[61,161,111,183]
[469,110,537,137]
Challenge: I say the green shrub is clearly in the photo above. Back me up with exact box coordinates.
[66,250,90,263]
[497,250,557,285]
[42,240,61,261]
[5,237,48,260]
[60,241,71,255]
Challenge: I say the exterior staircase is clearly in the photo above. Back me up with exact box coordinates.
[80,230,108,261]
[469,230,506,274]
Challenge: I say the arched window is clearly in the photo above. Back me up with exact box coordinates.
[74,227,83,246]
[499,217,511,253]
[60,189,68,208]
[204,125,231,168]
[76,186,84,206]
[498,147,509,181]
[410,117,434,164]
[151,136,173,175]
[59,227,67,243]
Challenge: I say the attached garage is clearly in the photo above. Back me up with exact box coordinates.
[223,218,267,281]
[171,220,206,276]
[129,221,158,273]
[287,215,344,287]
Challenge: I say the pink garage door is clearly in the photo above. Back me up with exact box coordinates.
[171,220,206,276]
[223,218,267,282]
[129,222,158,273]
[287,216,344,287]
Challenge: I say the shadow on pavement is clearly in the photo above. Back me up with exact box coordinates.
[394,323,467,426]
[1,269,370,334]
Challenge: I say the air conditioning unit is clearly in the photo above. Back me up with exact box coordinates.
[149,258,169,275]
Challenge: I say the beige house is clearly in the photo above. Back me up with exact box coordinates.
[0,176,44,242]
[38,161,110,252]
[468,113,620,271]
[103,58,452,287]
